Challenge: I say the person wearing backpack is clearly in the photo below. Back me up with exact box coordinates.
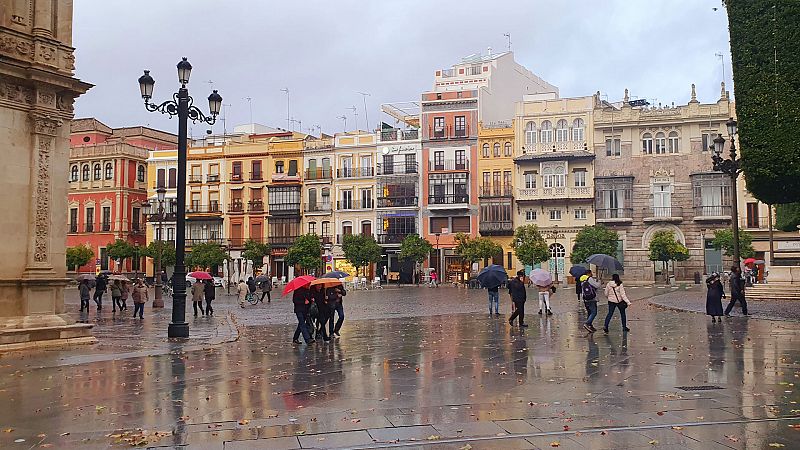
[580,270,601,332]
[603,274,631,333]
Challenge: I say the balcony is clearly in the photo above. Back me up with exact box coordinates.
[248,200,265,212]
[228,201,245,214]
[428,159,469,171]
[188,174,203,184]
[337,167,374,178]
[130,227,144,236]
[187,203,222,214]
[207,174,220,183]
[515,186,593,201]
[85,222,94,232]
[305,203,332,214]
[429,125,470,140]
[69,223,78,233]
[101,222,111,232]
[596,208,634,222]
[380,128,418,141]
[230,173,244,183]
[377,233,414,245]
[337,200,374,210]
[147,211,177,222]
[188,238,226,247]
[428,194,469,206]
[268,202,301,215]
[479,184,513,198]
[320,235,333,246]
[249,171,264,181]
[268,235,299,247]
[377,197,418,208]
[479,221,514,236]
[694,205,732,220]
[644,206,684,223]
[377,162,418,175]
[305,168,333,181]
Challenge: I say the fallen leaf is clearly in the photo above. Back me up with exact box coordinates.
[427,435,441,440]
[671,426,684,430]
[550,442,560,447]
[295,431,305,435]
[2,428,13,433]
[649,440,659,445]
[351,419,360,423]
[238,419,249,425]
[768,444,785,448]
[725,435,739,442]
[459,445,473,450]
[14,439,25,443]
[563,425,570,431]
[600,430,607,436]
[656,411,665,416]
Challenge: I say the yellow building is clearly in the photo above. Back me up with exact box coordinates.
[144,148,178,277]
[302,137,336,248]
[477,121,516,271]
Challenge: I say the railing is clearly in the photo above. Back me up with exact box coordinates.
[188,175,203,183]
[647,206,683,219]
[428,159,469,171]
[248,200,265,212]
[524,142,588,153]
[479,221,514,234]
[337,167,374,178]
[249,171,263,181]
[207,174,220,183]
[337,233,373,244]
[377,162,418,175]
[305,168,333,180]
[429,194,469,205]
[337,200,374,210]
[320,235,333,245]
[268,203,301,214]
[305,203,332,213]
[85,222,94,232]
[230,173,243,182]
[69,223,78,233]
[268,235,299,246]
[147,212,177,222]
[101,222,111,232]
[380,129,419,141]
[695,205,732,217]
[479,185,513,197]
[440,68,456,77]
[377,233,414,244]
[377,197,418,208]
[187,204,222,214]
[228,202,244,213]
[188,238,227,247]
[596,208,634,220]
[428,124,471,140]
[516,186,592,200]
[130,227,144,236]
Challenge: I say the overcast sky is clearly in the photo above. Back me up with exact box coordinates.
[73,0,732,137]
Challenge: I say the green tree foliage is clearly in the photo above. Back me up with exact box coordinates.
[185,242,229,271]
[66,244,94,270]
[711,228,756,259]
[285,234,323,273]
[775,202,800,232]
[141,240,176,267]
[399,234,433,264]
[570,225,620,264]
[725,1,800,204]
[241,239,271,270]
[342,234,382,276]
[106,239,135,267]
[454,233,502,263]
[648,230,689,263]
[512,225,549,266]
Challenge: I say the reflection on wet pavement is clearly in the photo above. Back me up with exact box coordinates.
[0,289,798,449]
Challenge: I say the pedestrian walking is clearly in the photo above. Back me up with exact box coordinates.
[429,269,438,288]
[383,265,388,283]
[537,282,553,316]
[575,276,583,302]
[203,279,215,316]
[259,277,272,303]
[131,279,148,319]
[331,284,346,337]
[237,279,248,308]
[580,270,601,332]
[487,285,500,316]
[111,280,122,312]
[93,275,107,310]
[247,276,257,296]
[705,272,725,323]
[603,273,630,333]
[507,270,528,327]
[191,278,205,316]
[119,280,129,311]
[725,265,748,316]
[79,278,91,312]
[292,286,314,344]
[311,284,331,341]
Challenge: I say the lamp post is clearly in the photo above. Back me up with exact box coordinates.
[153,187,166,307]
[710,117,741,267]
[138,58,221,338]
[434,232,441,277]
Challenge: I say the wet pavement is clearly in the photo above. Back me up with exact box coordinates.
[650,289,800,322]
[0,286,798,449]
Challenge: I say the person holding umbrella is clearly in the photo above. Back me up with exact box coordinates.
[477,264,508,316]
[507,269,528,327]
[292,285,314,345]
[191,278,205,316]
[93,274,107,310]
[570,266,588,303]
[203,278,215,316]
[530,268,554,316]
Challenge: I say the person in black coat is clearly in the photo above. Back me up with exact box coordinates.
[507,270,528,327]
[292,287,314,344]
[575,277,583,302]
[203,279,215,316]
[312,285,331,341]
[93,275,107,310]
[724,266,748,316]
[705,272,725,322]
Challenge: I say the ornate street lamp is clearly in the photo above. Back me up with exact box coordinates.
[153,187,167,307]
[710,117,742,267]
[138,57,221,338]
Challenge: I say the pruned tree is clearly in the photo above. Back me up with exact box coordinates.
[106,239,135,270]
[141,240,176,267]
[399,234,433,284]
[242,239,271,271]
[66,244,94,271]
[342,234,382,277]
[712,228,755,259]
[454,233,502,264]
[512,225,549,268]
[285,234,323,274]
[570,225,619,264]
[648,230,689,281]
[185,242,229,272]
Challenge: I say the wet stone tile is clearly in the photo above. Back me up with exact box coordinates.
[367,424,439,443]
[297,430,374,448]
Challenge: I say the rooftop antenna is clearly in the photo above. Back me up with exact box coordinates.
[243,97,253,125]
[357,91,371,132]
[221,103,232,136]
[280,88,290,131]
[715,52,726,87]
[503,33,511,52]
[349,105,358,130]
[290,117,302,132]
[338,115,347,132]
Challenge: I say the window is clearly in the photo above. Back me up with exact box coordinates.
[573,169,587,187]
[542,164,565,188]
[525,122,537,145]
[167,227,175,241]
[746,202,760,228]
[652,183,672,216]
[361,188,373,209]
[493,143,500,157]
[85,207,94,232]
[308,221,317,235]
[69,208,78,232]
[655,132,667,154]
[605,138,621,156]
[360,155,372,174]
[572,118,585,141]
[82,164,90,181]
[492,171,501,191]
[104,163,113,180]
[504,142,512,157]
[288,160,298,176]
[482,143,489,158]
[137,165,145,182]
[321,221,330,237]
[454,116,466,137]
[307,188,317,210]
[342,222,353,236]
[692,174,731,216]
[429,172,468,204]
[668,131,680,153]
[454,149,466,169]
[555,119,569,142]
[70,165,78,182]
[574,209,587,220]
[275,161,284,173]
[93,164,101,180]
[430,217,448,234]
[168,168,177,188]
[157,168,166,188]
[321,187,330,203]
[540,120,553,143]
[525,209,537,221]
[251,160,262,179]
[483,172,491,189]
[361,220,372,236]
[503,171,512,189]
[433,117,445,138]
[524,171,537,189]
[132,207,141,232]
[340,190,353,209]
[451,216,470,233]
[549,209,562,220]
[701,133,713,152]
[642,133,653,154]
[102,207,111,231]
[232,161,243,181]
[433,151,444,170]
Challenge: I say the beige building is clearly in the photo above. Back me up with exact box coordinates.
[737,184,800,268]
[302,138,335,248]
[477,121,516,272]
[513,95,597,280]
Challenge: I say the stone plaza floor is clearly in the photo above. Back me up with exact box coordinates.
[0,285,798,449]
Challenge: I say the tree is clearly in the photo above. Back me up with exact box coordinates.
[570,225,619,264]
[285,234,323,273]
[399,234,433,264]
[342,234,382,277]
[512,225,549,268]
[66,244,94,271]
[711,229,755,259]
[775,202,800,232]
[725,1,800,204]
[648,230,689,281]
[242,239,271,271]
[106,239,135,269]
[141,240,176,267]
[185,242,229,272]
[454,233,502,263]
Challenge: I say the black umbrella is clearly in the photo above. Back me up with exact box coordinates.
[569,265,588,278]
[322,270,350,279]
[586,254,623,271]
[255,274,270,282]
[476,264,508,289]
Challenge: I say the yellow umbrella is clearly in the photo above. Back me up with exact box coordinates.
[309,278,343,287]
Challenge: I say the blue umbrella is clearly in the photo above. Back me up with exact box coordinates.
[569,265,588,278]
[476,264,508,289]
[322,270,350,279]
[586,254,624,271]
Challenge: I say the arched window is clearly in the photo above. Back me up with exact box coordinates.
[137,165,145,182]
[82,164,90,181]
[668,131,680,153]
[572,118,585,142]
[493,143,500,157]
[555,119,569,142]
[308,221,317,235]
[525,122,537,145]
[549,242,566,258]
[93,163,101,180]
[70,165,78,182]
[642,133,653,154]
[482,143,490,158]
[504,142,512,157]
[104,162,113,180]
[540,120,553,143]
[655,132,667,154]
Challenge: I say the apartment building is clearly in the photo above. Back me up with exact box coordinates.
[302,137,335,248]
[477,121,516,272]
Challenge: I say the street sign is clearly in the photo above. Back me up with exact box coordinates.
[441,228,449,234]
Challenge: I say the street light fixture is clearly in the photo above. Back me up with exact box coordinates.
[710,117,742,267]
[153,187,167,308]
[138,57,221,338]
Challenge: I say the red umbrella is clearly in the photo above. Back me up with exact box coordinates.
[282,275,316,296]
[743,258,756,265]
[188,271,213,280]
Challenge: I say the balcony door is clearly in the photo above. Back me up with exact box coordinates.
[341,190,353,209]
[307,188,317,211]
[341,157,352,177]
[653,183,672,217]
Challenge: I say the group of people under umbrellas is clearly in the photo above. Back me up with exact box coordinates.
[76,272,150,319]
[286,271,348,344]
